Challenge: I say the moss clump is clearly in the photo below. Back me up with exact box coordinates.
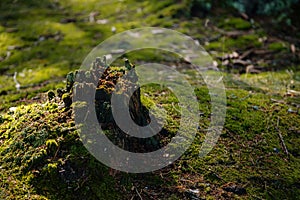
[268,42,287,51]
[219,18,252,30]
[0,76,121,199]
[206,34,262,51]
[226,34,262,49]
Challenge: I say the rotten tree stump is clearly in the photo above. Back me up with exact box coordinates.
[72,57,161,152]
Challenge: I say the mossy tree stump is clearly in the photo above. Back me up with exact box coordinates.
[72,57,160,152]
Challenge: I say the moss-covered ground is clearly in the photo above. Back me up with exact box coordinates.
[0,0,299,199]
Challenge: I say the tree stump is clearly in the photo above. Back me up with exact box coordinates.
[71,57,163,152]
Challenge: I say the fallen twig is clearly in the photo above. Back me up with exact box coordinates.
[212,26,254,37]
[135,187,143,200]
[276,117,289,158]
[270,98,286,104]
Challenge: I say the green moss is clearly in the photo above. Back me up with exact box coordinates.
[226,34,262,49]
[240,70,299,95]
[0,30,24,54]
[219,17,252,30]
[17,61,69,85]
[206,40,223,50]
[206,34,262,51]
[0,102,121,199]
[268,42,287,51]
[0,0,300,199]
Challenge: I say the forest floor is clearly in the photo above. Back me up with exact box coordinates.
[0,0,299,199]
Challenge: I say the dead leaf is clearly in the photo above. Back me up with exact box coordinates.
[89,11,99,23]
[240,49,253,60]
[246,65,261,74]
[287,89,300,96]
[231,51,239,58]
[290,44,296,54]
[205,19,210,27]
[240,12,249,20]
[232,59,251,66]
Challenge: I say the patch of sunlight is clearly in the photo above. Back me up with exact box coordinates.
[0,32,23,56]
[240,70,300,95]
[59,0,120,12]
[0,75,15,92]
[48,22,87,43]
[59,0,143,21]
[19,20,87,44]
[17,60,70,86]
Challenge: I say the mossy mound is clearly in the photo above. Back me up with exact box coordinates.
[0,59,134,199]
[1,58,299,199]
[0,101,120,199]
[0,59,175,199]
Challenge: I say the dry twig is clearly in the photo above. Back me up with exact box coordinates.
[276,117,289,158]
